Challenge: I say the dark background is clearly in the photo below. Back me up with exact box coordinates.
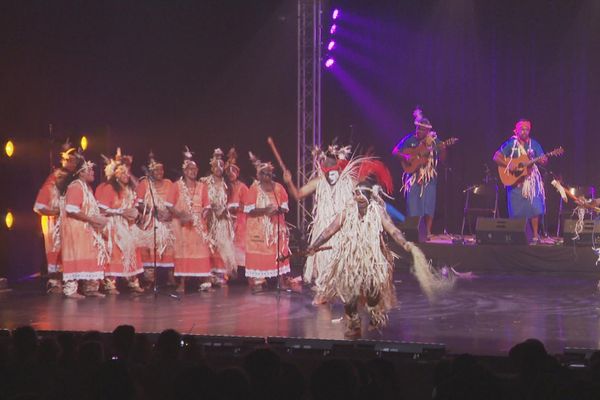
[1,0,599,279]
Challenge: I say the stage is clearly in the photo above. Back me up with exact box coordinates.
[2,259,600,357]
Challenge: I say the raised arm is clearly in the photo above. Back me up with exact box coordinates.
[283,170,319,201]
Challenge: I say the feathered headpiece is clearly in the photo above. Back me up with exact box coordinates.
[147,151,163,171]
[74,150,95,176]
[357,159,394,195]
[248,151,274,174]
[209,148,225,170]
[102,148,130,179]
[413,106,432,129]
[182,145,196,169]
[225,147,240,174]
[314,142,351,173]
[60,138,76,162]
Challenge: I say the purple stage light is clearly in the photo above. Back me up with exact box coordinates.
[332,9,339,20]
[325,58,335,68]
[327,40,335,51]
[330,24,337,34]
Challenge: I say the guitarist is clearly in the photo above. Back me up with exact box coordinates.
[493,119,547,243]
[392,108,447,239]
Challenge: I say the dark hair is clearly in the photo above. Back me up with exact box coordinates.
[108,174,135,195]
[55,167,77,196]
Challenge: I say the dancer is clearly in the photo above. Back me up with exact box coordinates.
[282,144,357,304]
[136,153,176,286]
[202,148,237,283]
[307,159,452,337]
[33,140,78,293]
[166,147,213,292]
[96,150,145,294]
[243,152,291,292]
[493,119,547,243]
[224,148,249,269]
[61,155,109,298]
[393,107,447,239]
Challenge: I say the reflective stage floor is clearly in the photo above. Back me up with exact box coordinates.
[2,270,600,356]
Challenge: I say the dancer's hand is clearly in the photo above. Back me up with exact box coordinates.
[402,241,415,252]
[265,204,278,216]
[283,169,293,184]
[90,215,108,230]
[122,208,138,221]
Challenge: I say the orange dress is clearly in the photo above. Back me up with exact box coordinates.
[167,179,212,277]
[228,180,249,267]
[96,183,144,278]
[61,179,108,281]
[136,178,175,267]
[243,181,290,278]
[33,171,62,273]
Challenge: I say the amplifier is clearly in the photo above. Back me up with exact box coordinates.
[397,216,427,243]
[475,217,532,245]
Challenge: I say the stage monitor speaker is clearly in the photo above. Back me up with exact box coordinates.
[562,219,600,246]
[475,217,532,245]
[397,216,427,243]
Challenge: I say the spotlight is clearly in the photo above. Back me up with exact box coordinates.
[332,9,339,20]
[80,136,88,151]
[327,40,336,51]
[5,211,14,230]
[5,140,14,158]
[324,58,335,68]
[330,24,337,35]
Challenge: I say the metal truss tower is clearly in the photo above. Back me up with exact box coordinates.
[297,0,323,234]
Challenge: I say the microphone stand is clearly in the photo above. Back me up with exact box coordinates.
[145,173,179,300]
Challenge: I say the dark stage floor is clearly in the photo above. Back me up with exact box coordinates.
[2,269,600,356]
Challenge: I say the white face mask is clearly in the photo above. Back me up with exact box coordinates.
[327,170,340,185]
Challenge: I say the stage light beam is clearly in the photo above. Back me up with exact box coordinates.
[325,58,335,68]
[80,136,88,151]
[327,41,336,51]
[5,140,14,158]
[5,211,14,230]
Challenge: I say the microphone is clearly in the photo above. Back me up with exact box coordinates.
[141,166,154,181]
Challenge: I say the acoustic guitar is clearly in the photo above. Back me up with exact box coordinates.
[497,147,564,186]
[399,137,459,174]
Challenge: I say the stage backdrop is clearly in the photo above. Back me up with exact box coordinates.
[1,0,599,279]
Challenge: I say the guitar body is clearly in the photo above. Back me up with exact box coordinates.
[400,143,433,174]
[498,154,531,186]
[400,137,459,174]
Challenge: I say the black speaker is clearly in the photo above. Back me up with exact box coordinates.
[475,217,532,245]
[562,219,600,246]
[397,216,427,243]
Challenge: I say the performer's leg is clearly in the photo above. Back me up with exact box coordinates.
[103,277,120,295]
[176,276,186,293]
[343,297,361,338]
[83,279,106,298]
[63,280,84,299]
[425,215,433,238]
[143,267,155,288]
[365,294,388,330]
[127,276,144,294]
[166,268,176,287]
[198,277,212,292]
[530,216,540,240]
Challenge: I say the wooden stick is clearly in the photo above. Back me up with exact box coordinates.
[267,136,287,172]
